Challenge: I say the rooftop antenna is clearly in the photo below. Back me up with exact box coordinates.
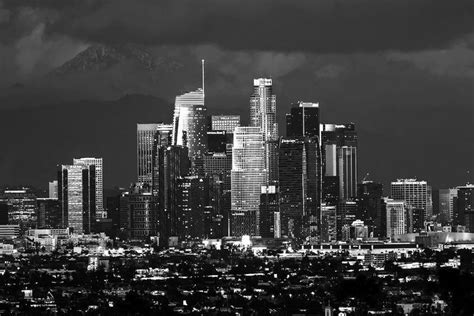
[201,59,205,96]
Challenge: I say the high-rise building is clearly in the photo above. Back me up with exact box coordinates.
[37,198,61,229]
[172,89,207,172]
[151,124,173,196]
[336,200,357,240]
[390,179,433,218]
[73,157,104,218]
[438,188,458,223]
[286,102,320,138]
[120,184,158,240]
[321,204,337,242]
[278,137,321,238]
[58,164,96,234]
[231,127,266,236]
[454,184,474,231]
[137,123,160,187]
[209,115,241,134]
[357,181,384,237]
[48,181,58,199]
[0,189,37,231]
[177,175,210,239]
[384,198,407,240]
[321,124,358,201]
[250,78,279,182]
[158,146,190,243]
[259,185,280,238]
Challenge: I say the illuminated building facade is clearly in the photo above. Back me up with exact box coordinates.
[73,157,104,218]
[172,89,207,172]
[231,127,266,236]
[250,78,279,183]
[58,164,96,234]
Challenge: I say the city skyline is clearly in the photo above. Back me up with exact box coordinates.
[0,2,473,313]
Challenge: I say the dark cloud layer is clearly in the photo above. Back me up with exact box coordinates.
[3,0,474,53]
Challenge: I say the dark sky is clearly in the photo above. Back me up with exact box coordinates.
[0,0,473,191]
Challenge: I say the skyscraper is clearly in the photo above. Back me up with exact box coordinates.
[438,188,458,223]
[73,157,104,218]
[259,185,280,238]
[454,184,474,230]
[321,124,358,201]
[120,184,158,240]
[158,145,190,243]
[172,89,207,172]
[137,123,160,187]
[250,78,279,182]
[384,198,407,239]
[390,179,433,218]
[286,102,320,138]
[231,127,266,236]
[177,175,210,239]
[58,164,96,234]
[357,181,384,237]
[151,124,173,195]
[278,137,321,238]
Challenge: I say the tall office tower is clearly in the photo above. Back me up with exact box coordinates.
[58,164,96,234]
[137,123,160,187]
[177,175,210,239]
[259,185,280,238]
[321,124,358,201]
[151,124,173,196]
[172,89,207,173]
[120,184,158,240]
[231,127,266,236]
[454,184,474,231]
[203,151,233,237]
[438,188,458,223]
[0,189,37,230]
[384,198,407,240]
[48,181,58,199]
[37,198,61,229]
[357,181,384,237]
[209,115,241,133]
[250,78,279,183]
[320,204,337,242]
[73,157,104,218]
[390,179,433,218]
[158,146,190,244]
[336,200,357,240]
[286,102,320,137]
[278,137,321,238]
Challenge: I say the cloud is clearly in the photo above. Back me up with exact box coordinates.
[387,41,474,78]
[15,23,88,76]
[3,0,474,53]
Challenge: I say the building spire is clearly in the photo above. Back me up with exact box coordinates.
[201,59,205,96]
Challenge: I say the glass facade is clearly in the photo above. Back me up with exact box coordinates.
[172,89,207,173]
[286,102,320,138]
[250,78,279,183]
[58,164,96,234]
[73,157,104,218]
[137,123,160,187]
[321,123,358,201]
[231,127,266,236]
